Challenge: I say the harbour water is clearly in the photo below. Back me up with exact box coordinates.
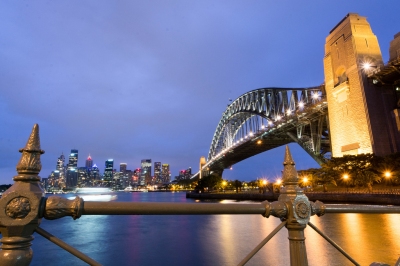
[31,192,400,265]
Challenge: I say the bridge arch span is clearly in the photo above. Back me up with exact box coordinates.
[198,85,330,178]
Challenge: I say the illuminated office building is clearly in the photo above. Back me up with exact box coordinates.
[66,149,78,188]
[161,164,170,183]
[140,159,151,186]
[120,163,127,174]
[154,162,161,183]
[104,159,114,182]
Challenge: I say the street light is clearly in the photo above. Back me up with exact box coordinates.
[222,180,227,193]
[302,177,308,191]
[343,174,349,192]
[274,179,282,193]
[384,171,392,192]
[262,179,267,194]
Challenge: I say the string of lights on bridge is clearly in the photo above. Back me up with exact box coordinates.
[193,90,324,178]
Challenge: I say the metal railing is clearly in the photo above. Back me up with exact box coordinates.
[1,124,400,266]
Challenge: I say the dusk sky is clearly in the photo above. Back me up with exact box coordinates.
[1,1,399,184]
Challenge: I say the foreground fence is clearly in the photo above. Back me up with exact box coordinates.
[1,124,400,266]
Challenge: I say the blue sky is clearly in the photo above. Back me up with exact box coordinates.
[1,1,399,184]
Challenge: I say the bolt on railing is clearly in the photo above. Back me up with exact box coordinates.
[1,124,400,265]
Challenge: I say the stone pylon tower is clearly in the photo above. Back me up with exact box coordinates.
[324,13,399,157]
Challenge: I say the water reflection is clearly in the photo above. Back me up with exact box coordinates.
[31,193,400,266]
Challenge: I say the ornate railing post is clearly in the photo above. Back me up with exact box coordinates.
[277,146,310,265]
[0,124,45,266]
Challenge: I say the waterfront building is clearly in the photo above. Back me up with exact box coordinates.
[177,167,192,180]
[132,168,140,185]
[77,167,88,187]
[140,159,151,186]
[161,164,170,183]
[125,169,133,187]
[154,162,161,183]
[104,159,114,182]
[178,170,185,180]
[66,149,78,188]
[184,167,192,179]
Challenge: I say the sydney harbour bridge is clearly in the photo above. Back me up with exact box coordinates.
[192,86,329,178]
[193,13,400,179]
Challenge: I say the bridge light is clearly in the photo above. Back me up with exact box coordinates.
[268,121,273,125]
[362,62,372,70]
[276,115,281,121]
[298,101,304,108]
[312,92,319,100]
[261,125,265,129]
[257,140,262,144]
[361,60,378,73]
[249,132,254,137]
[286,109,291,116]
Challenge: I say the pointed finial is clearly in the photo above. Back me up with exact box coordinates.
[283,145,295,166]
[16,124,45,177]
[281,145,298,184]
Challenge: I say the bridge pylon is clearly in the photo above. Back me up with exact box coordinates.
[323,13,400,157]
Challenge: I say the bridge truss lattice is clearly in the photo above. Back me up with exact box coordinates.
[205,85,330,174]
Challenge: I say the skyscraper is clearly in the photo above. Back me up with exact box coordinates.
[154,162,161,183]
[55,153,66,188]
[161,164,170,183]
[140,159,151,186]
[86,155,93,170]
[104,159,114,182]
[56,153,65,171]
[66,149,78,188]
[133,168,140,184]
[91,164,100,181]
[120,163,127,174]
[68,149,78,168]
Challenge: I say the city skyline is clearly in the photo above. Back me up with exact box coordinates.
[1,2,399,184]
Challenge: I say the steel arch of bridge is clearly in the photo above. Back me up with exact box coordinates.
[203,85,329,175]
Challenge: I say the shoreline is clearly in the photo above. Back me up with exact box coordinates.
[186,192,400,205]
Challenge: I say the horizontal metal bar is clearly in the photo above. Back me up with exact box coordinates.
[35,227,102,266]
[325,204,400,213]
[83,202,266,215]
